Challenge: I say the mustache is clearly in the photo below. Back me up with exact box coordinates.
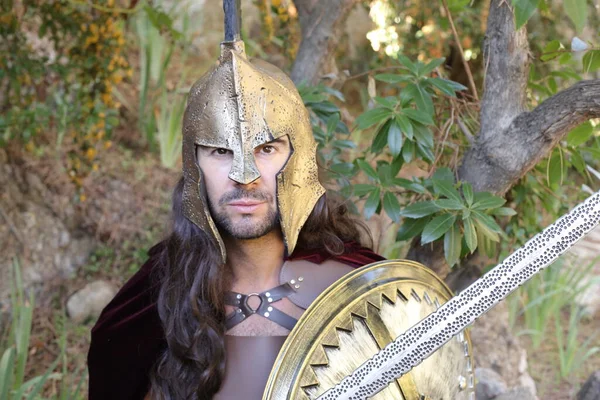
[218,187,272,206]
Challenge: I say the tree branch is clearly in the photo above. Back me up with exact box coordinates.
[460,80,600,194]
[290,0,358,85]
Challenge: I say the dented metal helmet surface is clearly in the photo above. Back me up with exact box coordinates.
[182,40,325,262]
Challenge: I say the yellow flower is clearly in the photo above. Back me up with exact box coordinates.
[79,193,87,202]
[90,24,98,34]
[112,74,122,84]
[104,141,113,149]
[107,0,114,7]
[86,148,97,160]
[126,69,133,78]
[81,23,87,32]
[98,112,105,118]
[25,141,34,152]
[101,93,111,104]
[271,0,281,6]
[92,164,99,171]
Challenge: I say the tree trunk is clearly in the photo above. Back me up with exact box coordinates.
[290,0,358,85]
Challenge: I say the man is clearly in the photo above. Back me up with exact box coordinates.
[87,30,383,400]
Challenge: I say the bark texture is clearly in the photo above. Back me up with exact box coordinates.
[408,0,600,282]
[290,0,359,85]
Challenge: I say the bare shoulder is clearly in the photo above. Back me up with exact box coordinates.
[280,258,356,310]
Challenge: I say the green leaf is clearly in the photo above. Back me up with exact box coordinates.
[421,214,457,244]
[433,178,462,202]
[326,113,340,135]
[364,187,381,220]
[559,52,573,64]
[378,163,393,186]
[374,96,398,109]
[393,178,427,193]
[472,194,506,210]
[512,0,538,29]
[0,348,15,400]
[583,50,600,73]
[462,182,474,206]
[444,224,462,267]
[353,184,377,197]
[463,216,478,253]
[388,118,403,156]
[404,83,434,115]
[396,115,414,140]
[397,54,419,75]
[401,201,440,218]
[472,211,502,242]
[383,191,401,222]
[357,159,378,180]
[546,147,564,188]
[372,119,391,153]
[417,140,435,163]
[375,74,411,84]
[491,207,517,217]
[566,122,594,147]
[419,58,445,77]
[402,139,415,163]
[391,156,404,177]
[309,101,339,114]
[564,0,588,33]
[403,108,434,125]
[540,40,562,61]
[427,77,462,97]
[355,107,393,130]
[397,217,430,241]
[433,199,464,210]
[413,124,434,148]
[570,149,586,173]
[330,162,355,176]
[332,139,357,149]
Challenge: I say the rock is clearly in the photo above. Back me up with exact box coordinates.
[475,367,508,400]
[67,280,118,323]
[470,301,537,394]
[494,386,537,400]
[578,370,600,400]
[0,163,96,308]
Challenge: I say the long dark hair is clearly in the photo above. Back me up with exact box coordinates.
[149,177,368,399]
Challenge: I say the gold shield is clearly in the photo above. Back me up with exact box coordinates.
[263,260,475,400]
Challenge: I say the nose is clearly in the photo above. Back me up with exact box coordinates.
[228,149,261,184]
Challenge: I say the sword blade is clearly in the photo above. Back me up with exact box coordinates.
[318,191,600,400]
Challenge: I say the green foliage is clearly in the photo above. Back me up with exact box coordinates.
[132,2,191,168]
[397,171,512,266]
[508,256,600,378]
[301,54,513,267]
[554,304,599,379]
[512,0,588,31]
[0,259,85,400]
[0,0,130,188]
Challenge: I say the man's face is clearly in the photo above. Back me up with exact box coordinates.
[196,136,292,240]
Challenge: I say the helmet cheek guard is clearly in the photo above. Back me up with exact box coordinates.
[182,41,325,263]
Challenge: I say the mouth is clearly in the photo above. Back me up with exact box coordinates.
[227,199,265,213]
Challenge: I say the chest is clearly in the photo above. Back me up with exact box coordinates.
[225,297,304,336]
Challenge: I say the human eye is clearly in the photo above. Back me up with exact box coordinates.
[261,145,275,154]
[212,148,231,156]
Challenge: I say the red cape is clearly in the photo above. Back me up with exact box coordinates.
[87,241,384,400]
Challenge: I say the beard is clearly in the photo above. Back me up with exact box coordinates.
[208,187,280,240]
